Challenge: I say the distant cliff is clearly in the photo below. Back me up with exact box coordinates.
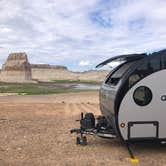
[31,65,108,82]
[30,64,68,70]
[0,52,109,83]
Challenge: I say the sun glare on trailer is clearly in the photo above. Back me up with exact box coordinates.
[107,61,124,68]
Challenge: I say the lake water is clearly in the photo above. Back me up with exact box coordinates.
[72,84,100,90]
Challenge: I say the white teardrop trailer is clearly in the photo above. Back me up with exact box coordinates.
[71,49,166,159]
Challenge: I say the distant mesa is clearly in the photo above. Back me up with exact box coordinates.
[0,52,109,83]
[0,52,33,83]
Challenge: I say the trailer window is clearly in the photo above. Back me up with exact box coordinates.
[106,62,134,86]
[128,56,161,88]
[128,59,148,87]
[133,86,152,106]
[149,57,161,72]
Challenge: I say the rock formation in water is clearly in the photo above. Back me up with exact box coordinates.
[0,52,33,82]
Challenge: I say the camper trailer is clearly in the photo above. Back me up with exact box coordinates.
[71,49,166,158]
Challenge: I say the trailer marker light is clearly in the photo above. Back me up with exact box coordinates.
[120,123,125,128]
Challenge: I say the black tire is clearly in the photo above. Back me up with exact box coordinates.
[82,136,87,145]
[76,137,80,145]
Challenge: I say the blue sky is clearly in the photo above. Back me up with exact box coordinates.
[0,0,166,71]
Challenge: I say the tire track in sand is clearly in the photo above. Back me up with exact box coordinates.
[64,103,79,117]
[81,103,100,115]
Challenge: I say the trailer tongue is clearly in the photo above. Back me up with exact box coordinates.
[70,112,116,145]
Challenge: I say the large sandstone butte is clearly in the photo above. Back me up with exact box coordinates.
[0,52,33,82]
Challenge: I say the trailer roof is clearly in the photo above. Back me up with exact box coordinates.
[96,53,147,68]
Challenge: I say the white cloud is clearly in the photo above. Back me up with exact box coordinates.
[0,0,166,70]
[0,27,12,33]
[79,60,90,66]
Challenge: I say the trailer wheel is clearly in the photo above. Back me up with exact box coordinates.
[76,136,87,145]
[82,136,87,145]
[76,137,80,145]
